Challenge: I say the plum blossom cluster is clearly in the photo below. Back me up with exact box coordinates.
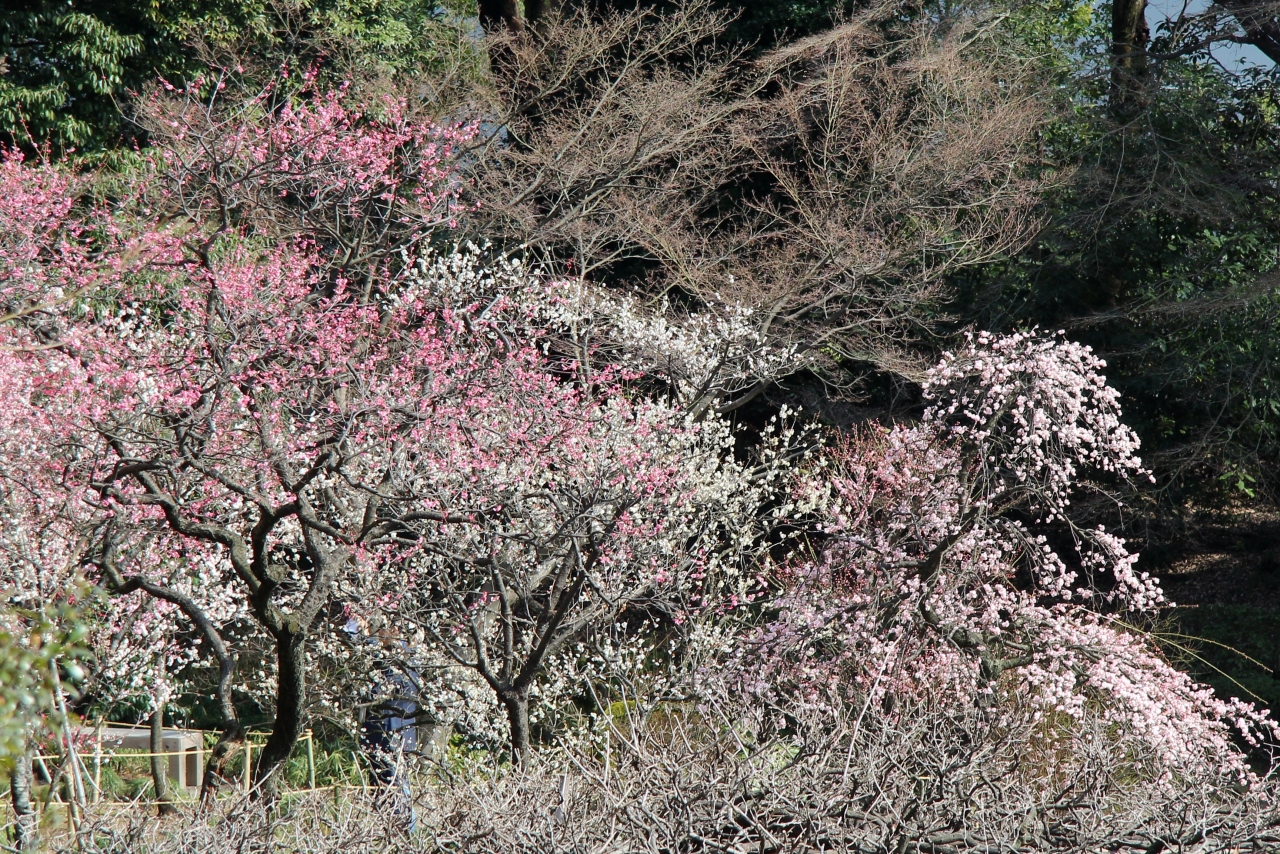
[137,74,478,283]
[0,152,88,320]
[541,285,805,412]
[0,152,178,344]
[742,332,1275,778]
[336,382,788,757]
[0,299,203,724]
[403,244,805,412]
[311,251,801,755]
[925,330,1151,517]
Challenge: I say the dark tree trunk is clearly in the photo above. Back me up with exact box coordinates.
[525,0,563,28]
[1111,0,1150,111]
[479,0,523,33]
[200,724,245,805]
[500,690,531,768]
[478,0,526,94]
[10,749,36,850]
[253,630,306,799]
[150,701,177,816]
[199,625,243,805]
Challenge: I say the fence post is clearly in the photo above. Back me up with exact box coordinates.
[306,730,316,790]
[243,742,252,794]
[92,720,103,804]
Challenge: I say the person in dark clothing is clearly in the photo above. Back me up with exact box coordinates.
[346,618,419,832]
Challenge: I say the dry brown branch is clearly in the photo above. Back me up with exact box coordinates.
[728,12,1051,380]
[33,691,1280,853]
[462,3,1056,386]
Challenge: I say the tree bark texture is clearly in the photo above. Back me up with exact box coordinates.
[200,724,245,806]
[149,650,178,817]
[1112,0,1150,110]
[253,630,307,799]
[501,690,531,768]
[198,624,243,804]
[10,750,36,851]
[149,701,177,816]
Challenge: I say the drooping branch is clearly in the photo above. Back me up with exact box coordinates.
[94,530,245,803]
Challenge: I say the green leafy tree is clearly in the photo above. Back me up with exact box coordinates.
[0,602,86,768]
[953,3,1280,507]
[0,0,477,154]
[0,0,245,151]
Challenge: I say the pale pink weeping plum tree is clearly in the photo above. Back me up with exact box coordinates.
[745,331,1277,779]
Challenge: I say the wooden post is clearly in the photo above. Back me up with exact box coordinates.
[305,730,316,790]
[243,742,252,794]
[92,720,103,804]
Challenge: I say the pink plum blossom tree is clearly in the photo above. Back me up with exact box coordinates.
[0,78,791,790]
[0,81,483,795]
[0,152,196,820]
[743,331,1276,782]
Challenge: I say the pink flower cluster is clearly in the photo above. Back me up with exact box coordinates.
[743,332,1275,779]
[0,86,479,713]
[0,96,771,734]
[139,78,478,276]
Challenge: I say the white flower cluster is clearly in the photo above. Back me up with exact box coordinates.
[544,284,804,408]
[402,244,806,408]
[924,330,1150,517]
